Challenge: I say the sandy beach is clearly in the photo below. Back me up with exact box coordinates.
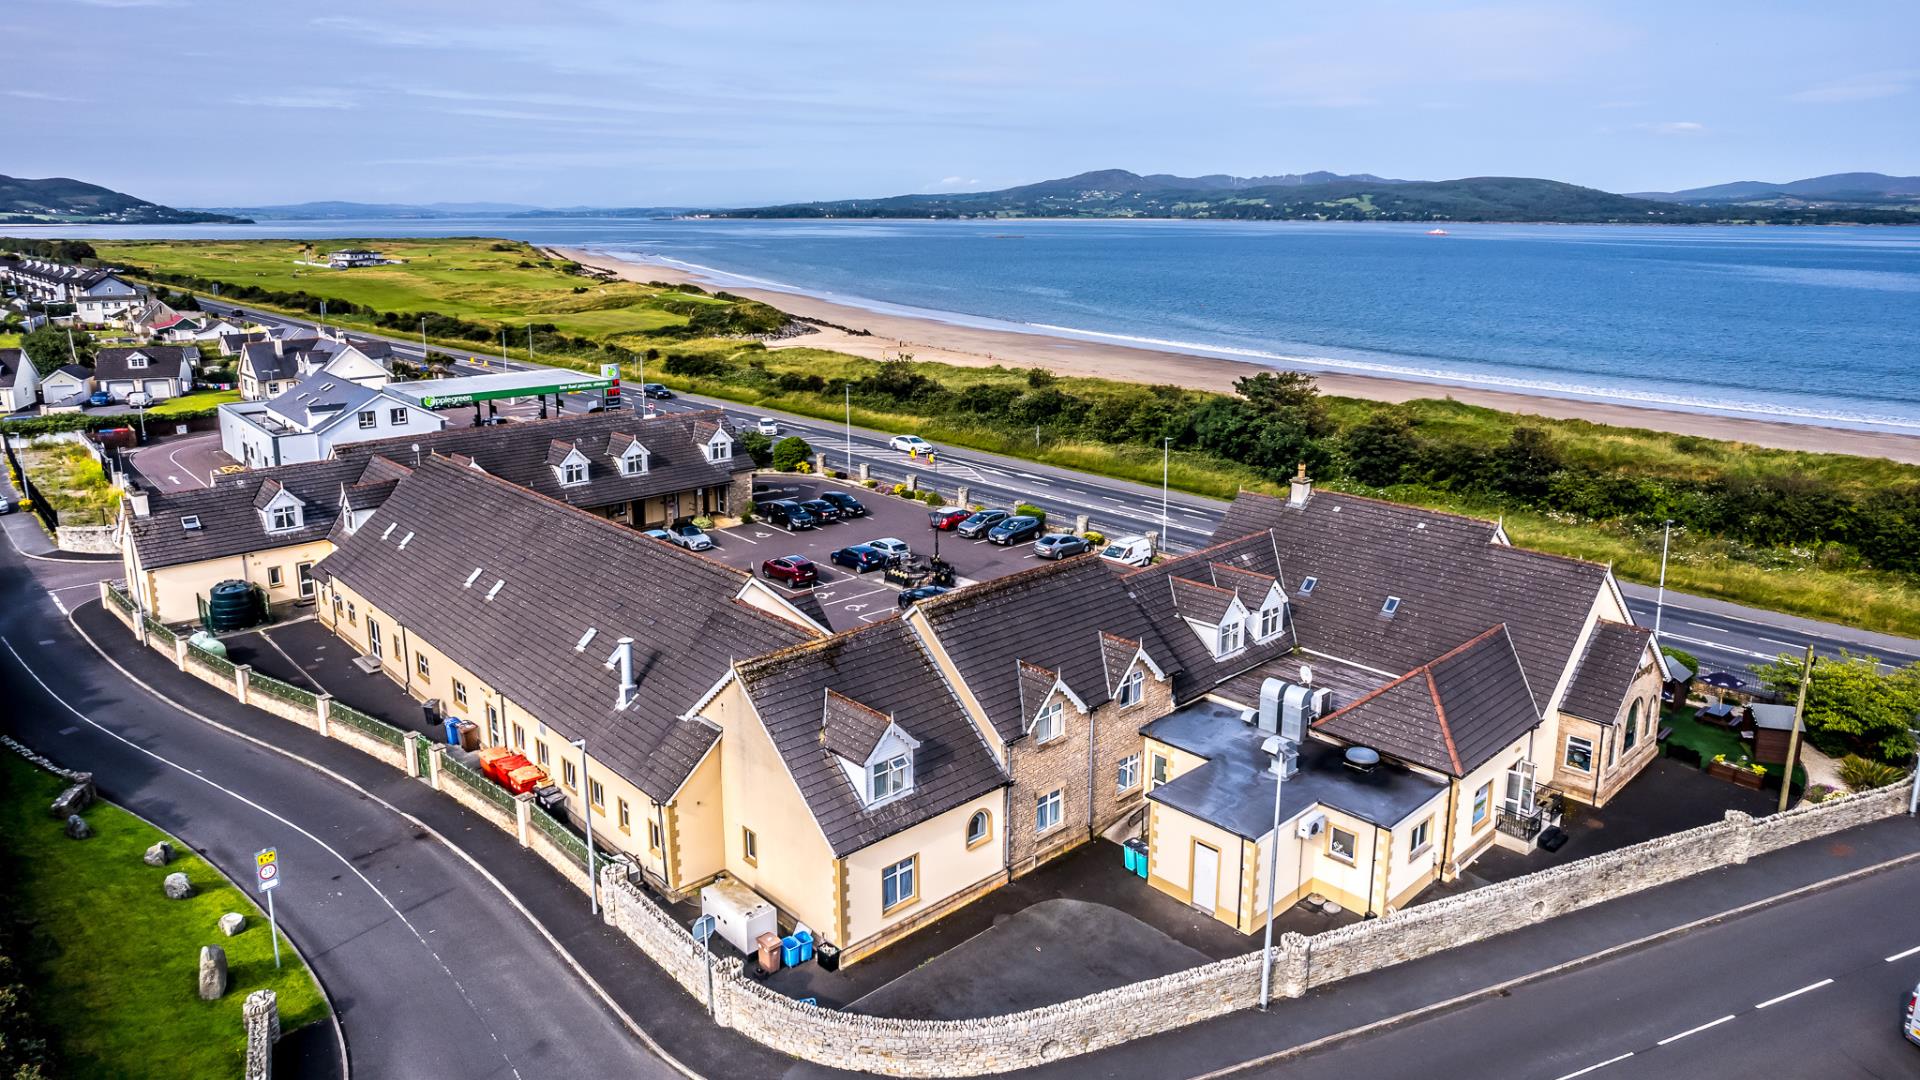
[555,246,1920,464]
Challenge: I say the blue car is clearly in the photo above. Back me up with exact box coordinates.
[830,545,888,572]
[987,515,1042,546]
[87,391,112,408]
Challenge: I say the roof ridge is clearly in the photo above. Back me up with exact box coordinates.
[918,551,1104,613]
[737,615,900,677]
[1126,528,1277,576]
[1312,623,1508,734]
[1425,668,1465,775]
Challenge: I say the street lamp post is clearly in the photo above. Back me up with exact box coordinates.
[570,737,598,915]
[1161,438,1171,542]
[1257,743,1286,1011]
[845,385,853,478]
[1653,519,1673,640]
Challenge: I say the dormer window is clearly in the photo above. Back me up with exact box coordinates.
[869,754,910,801]
[1117,667,1145,708]
[1033,699,1064,743]
[127,354,149,369]
[706,433,731,463]
[563,461,587,485]
[1256,599,1285,641]
[1215,618,1245,658]
[269,505,299,531]
[618,445,649,476]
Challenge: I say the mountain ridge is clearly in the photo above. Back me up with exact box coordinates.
[0,174,248,224]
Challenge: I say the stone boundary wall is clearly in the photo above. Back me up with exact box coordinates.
[243,989,279,1080]
[2,734,90,783]
[91,583,1916,1077]
[55,523,119,554]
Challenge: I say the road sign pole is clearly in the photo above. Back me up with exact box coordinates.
[267,888,282,968]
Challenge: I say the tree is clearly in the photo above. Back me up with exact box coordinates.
[735,430,773,467]
[1340,408,1417,487]
[1492,426,1563,502]
[770,434,813,472]
[1752,650,1920,764]
[19,324,90,375]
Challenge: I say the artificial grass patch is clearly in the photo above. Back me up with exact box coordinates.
[0,751,328,1078]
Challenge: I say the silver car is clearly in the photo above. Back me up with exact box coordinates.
[1906,979,1920,1048]
[669,523,714,552]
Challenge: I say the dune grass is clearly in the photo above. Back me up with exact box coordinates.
[0,752,328,1079]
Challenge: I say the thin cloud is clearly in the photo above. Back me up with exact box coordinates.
[1789,70,1915,104]
[230,92,358,110]
[1639,120,1706,136]
[5,89,85,103]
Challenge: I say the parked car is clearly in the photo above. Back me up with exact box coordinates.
[831,545,889,572]
[1098,535,1154,567]
[0,499,14,516]
[642,383,674,399]
[897,584,950,609]
[819,490,866,518]
[668,523,714,551]
[87,390,112,408]
[799,497,843,523]
[956,508,1009,538]
[761,555,818,586]
[987,516,1042,545]
[760,499,817,530]
[888,434,934,454]
[865,537,911,561]
[927,506,970,530]
[641,529,675,543]
[1033,533,1091,559]
[1906,978,1920,1047]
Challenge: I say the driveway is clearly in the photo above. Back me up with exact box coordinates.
[122,430,232,492]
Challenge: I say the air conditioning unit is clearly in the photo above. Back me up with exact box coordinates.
[1297,811,1327,839]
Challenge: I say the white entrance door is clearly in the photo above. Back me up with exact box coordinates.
[368,619,383,658]
[1191,842,1220,914]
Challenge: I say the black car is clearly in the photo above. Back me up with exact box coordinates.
[987,515,1042,545]
[800,498,843,523]
[897,585,950,609]
[956,508,1009,539]
[831,545,888,572]
[760,499,817,530]
[642,383,674,399]
[818,490,867,518]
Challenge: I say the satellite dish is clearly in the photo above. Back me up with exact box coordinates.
[1299,664,1314,686]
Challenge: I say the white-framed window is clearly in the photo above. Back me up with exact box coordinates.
[648,818,663,853]
[1408,817,1432,860]
[535,741,550,768]
[1032,700,1064,743]
[127,355,149,369]
[357,410,376,429]
[1564,735,1594,772]
[266,565,284,588]
[617,798,631,834]
[415,652,430,678]
[1117,668,1145,708]
[1116,754,1140,792]
[588,778,605,810]
[1258,603,1284,640]
[881,855,917,912]
[621,452,645,476]
[562,758,577,790]
[562,461,587,486]
[1215,618,1244,657]
[1472,782,1491,827]
[706,437,731,463]
[869,754,910,802]
[270,505,298,531]
[487,706,502,746]
[511,722,525,750]
[1035,789,1063,833]
[1328,825,1357,863]
[742,827,758,865]
[453,679,468,707]
[389,407,408,426]
[966,809,991,849]
[1151,753,1169,787]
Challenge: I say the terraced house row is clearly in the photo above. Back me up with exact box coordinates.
[118,413,1665,965]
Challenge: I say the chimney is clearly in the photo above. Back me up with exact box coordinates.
[272,336,284,358]
[1257,677,1284,735]
[605,637,636,709]
[126,487,150,517]
[1288,463,1312,508]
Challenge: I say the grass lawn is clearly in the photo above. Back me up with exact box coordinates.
[147,388,240,416]
[1659,703,1807,791]
[15,440,119,523]
[0,752,328,1078]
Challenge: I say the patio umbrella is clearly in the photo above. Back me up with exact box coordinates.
[1700,671,1747,690]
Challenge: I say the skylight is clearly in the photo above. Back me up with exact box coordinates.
[397,531,414,550]
[180,515,201,530]
[1382,596,1401,617]
[381,523,396,540]
[1299,576,1317,595]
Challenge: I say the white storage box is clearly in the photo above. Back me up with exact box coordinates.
[700,877,776,956]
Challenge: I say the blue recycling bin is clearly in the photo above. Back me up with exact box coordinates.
[1122,841,1139,874]
[794,928,815,964]
[781,935,802,968]
[1124,838,1149,879]
[443,717,464,745]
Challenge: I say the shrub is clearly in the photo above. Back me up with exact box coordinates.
[1837,754,1906,791]
[1083,530,1106,546]
[691,515,714,529]
[770,435,814,472]
[1659,645,1699,677]
[1802,783,1835,804]
[862,478,878,489]
[890,483,909,497]
[739,502,756,524]
[1015,502,1047,525]
[920,490,942,507]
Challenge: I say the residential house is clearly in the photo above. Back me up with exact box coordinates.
[217,368,444,467]
[36,363,92,411]
[238,337,391,401]
[1,258,147,322]
[0,349,39,412]
[327,249,385,268]
[93,346,196,402]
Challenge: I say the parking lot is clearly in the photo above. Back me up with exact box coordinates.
[699,477,1088,631]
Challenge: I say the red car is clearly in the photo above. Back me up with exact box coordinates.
[761,555,818,586]
[928,506,970,530]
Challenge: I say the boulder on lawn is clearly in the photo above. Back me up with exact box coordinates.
[163,872,193,899]
[63,814,92,840]
[198,945,228,1001]
[49,776,95,819]
[219,912,246,937]
[143,841,174,866]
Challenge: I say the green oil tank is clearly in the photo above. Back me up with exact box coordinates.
[205,579,262,632]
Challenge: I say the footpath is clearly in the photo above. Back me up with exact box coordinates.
[74,596,1920,1079]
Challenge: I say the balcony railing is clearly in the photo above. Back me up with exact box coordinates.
[1496,807,1543,841]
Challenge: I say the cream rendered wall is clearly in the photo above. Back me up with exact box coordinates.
[137,537,334,624]
[1145,801,1248,924]
[1385,792,1448,909]
[1531,584,1614,792]
[1450,739,1528,870]
[1301,806,1392,915]
[842,791,1003,948]
[669,745,726,891]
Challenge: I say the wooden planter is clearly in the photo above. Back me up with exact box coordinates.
[1708,760,1765,789]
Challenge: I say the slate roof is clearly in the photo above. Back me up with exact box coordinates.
[126,456,378,569]
[260,368,393,430]
[314,455,818,802]
[1213,490,1612,714]
[95,346,192,383]
[240,340,311,383]
[1120,531,1298,702]
[54,363,91,380]
[1558,620,1654,723]
[820,690,896,762]
[735,619,1006,856]
[1100,632,1143,694]
[917,555,1176,743]
[1312,626,1539,777]
[0,349,23,385]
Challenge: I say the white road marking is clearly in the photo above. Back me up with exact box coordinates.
[1552,1052,1634,1080]
[1755,978,1831,1008]
[718,530,759,545]
[47,592,69,615]
[1657,632,1776,662]
[1698,625,1730,634]
[1884,944,1920,962]
[1655,1014,1736,1045]
[166,441,211,489]
[1759,636,1799,647]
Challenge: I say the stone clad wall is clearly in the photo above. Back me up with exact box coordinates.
[55,524,119,554]
[1749,784,1908,855]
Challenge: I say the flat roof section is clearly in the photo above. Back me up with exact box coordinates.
[1144,699,1444,840]
[389,368,616,408]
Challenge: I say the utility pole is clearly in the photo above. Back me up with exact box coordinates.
[1778,643,1814,814]
[1653,520,1673,640]
[1161,437,1171,540]
[1908,728,1919,817]
[571,738,598,915]
[527,324,534,361]
[1258,749,1286,1011]
[845,385,853,477]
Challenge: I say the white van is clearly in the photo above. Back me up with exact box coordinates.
[1098,535,1153,567]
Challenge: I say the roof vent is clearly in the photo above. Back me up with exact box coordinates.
[1344,746,1381,773]
[1381,596,1401,617]
[1415,522,1427,530]
[464,567,482,588]
[575,627,597,652]
[381,523,396,540]
[397,531,414,550]
[484,579,504,602]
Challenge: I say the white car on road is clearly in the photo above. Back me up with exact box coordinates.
[756,417,781,436]
[889,434,934,454]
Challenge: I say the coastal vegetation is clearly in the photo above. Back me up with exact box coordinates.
[76,237,1920,636]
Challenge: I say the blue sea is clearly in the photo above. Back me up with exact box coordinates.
[17,217,1920,433]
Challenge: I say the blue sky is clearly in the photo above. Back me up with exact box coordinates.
[5,0,1916,207]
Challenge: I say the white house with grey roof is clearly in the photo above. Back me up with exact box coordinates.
[94,346,195,402]
[218,368,443,468]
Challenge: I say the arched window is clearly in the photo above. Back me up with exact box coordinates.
[966,809,992,850]
[1623,700,1641,751]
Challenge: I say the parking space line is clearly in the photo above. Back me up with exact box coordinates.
[718,530,759,545]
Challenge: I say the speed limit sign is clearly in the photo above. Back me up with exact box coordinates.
[255,848,280,892]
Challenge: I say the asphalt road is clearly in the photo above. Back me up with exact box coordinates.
[1246,857,1920,1080]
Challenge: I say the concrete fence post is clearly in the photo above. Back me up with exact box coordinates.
[903,471,917,493]
[314,693,332,738]
[513,791,533,847]
[1075,513,1089,535]
[426,743,445,791]
[1146,530,1160,557]
[233,663,252,706]
[857,462,870,482]
[172,635,189,671]
[956,485,970,507]
[1723,809,1754,865]
[814,452,828,475]
[402,732,422,779]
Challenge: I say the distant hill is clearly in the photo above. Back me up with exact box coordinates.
[196,200,547,220]
[713,169,1913,225]
[0,174,249,224]
[1633,172,1920,208]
